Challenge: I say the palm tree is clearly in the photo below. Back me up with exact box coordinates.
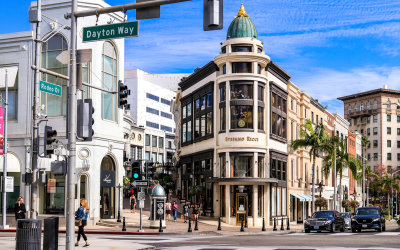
[292,120,330,213]
[380,170,400,219]
[361,136,370,205]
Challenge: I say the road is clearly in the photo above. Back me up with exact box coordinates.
[1,228,399,249]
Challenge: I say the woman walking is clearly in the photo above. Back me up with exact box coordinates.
[172,201,178,222]
[15,197,26,220]
[192,204,199,222]
[165,200,171,220]
[130,194,136,213]
[75,198,90,247]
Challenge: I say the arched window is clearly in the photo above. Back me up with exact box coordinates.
[373,100,378,109]
[353,104,358,112]
[386,100,391,109]
[102,41,118,121]
[347,105,351,114]
[41,34,68,116]
[360,103,364,111]
[367,101,371,110]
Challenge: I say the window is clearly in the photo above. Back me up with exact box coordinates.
[311,112,314,123]
[270,84,287,141]
[220,83,226,132]
[367,101,371,110]
[220,106,226,131]
[102,41,118,121]
[360,103,364,111]
[158,137,164,148]
[374,153,378,161]
[146,107,159,115]
[151,152,157,162]
[146,93,159,101]
[373,127,378,135]
[160,111,172,119]
[258,107,264,130]
[348,119,352,126]
[232,62,252,73]
[257,47,263,53]
[388,127,392,135]
[367,116,371,123]
[191,84,213,141]
[222,64,226,74]
[145,151,150,160]
[258,155,264,178]
[398,116,400,123]
[373,115,377,122]
[270,153,287,181]
[373,100,378,109]
[361,129,364,135]
[220,84,226,102]
[230,153,252,177]
[398,153,400,161]
[146,121,159,129]
[354,104,358,112]
[181,100,193,143]
[373,140,378,148]
[257,64,262,74]
[145,134,150,146]
[347,105,351,114]
[354,118,357,125]
[158,153,163,163]
[387,114,391,122]
[161,98,171,105]
[220,154,226,177]
[231,105,253,129]
[398,128,400,135]
[230,81,254,130]
[0,68,18,120]
[160,125,172,132]
[258,85,264,101]
[41,34,68,116]
[152,136,157,147]
[367,153,371,160]
[290,99,293,110]
[231,44,252,52]
[388,153,392,161]
[221,46,226,54]
[230,82,253,99]
[387,101,391,110]
[388,140,391,147]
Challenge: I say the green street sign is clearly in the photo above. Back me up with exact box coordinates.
[40,80,62,97]
[83,21,139,42]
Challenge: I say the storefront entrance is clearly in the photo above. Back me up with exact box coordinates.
[236,193,247,225]
[100,156,116,219]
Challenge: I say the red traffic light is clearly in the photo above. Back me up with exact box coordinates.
[131,188,134,194]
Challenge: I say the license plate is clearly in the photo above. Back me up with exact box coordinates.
[314,226,319,229]
[362,224,368,228]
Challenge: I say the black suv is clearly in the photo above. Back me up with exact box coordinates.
[304,210,345,233]
[351,207,386,232]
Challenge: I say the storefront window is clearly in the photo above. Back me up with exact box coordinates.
[220,185,226,217]
[258,107,264,130]
[220,106,226,131]
[258,155,264,177]
[230,153,253,177]
[258,185,264,217]
[0,172,20,212]
[219,153,226,177]
[39,173,65,214]
[230,83,253,99]
[231,105,253,129]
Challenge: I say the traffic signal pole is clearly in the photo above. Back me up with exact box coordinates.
[1,68,8,229]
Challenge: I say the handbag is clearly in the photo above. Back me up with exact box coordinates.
[75,219,82,227]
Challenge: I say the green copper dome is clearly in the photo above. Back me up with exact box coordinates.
[227,4,258,40]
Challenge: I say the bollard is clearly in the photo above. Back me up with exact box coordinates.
[286,217,290,230]
[194,219,198,231]
[117,209,121,222]
[188,218,192,232]
[273,218,277,231]
[280,217,284,231]
[159,217,163,233]
[122,217,126,231]
[240,218,245,232]
[262,217,266,231]
[217,217,222,231]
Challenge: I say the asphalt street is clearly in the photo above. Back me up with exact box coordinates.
[1,229,400,249]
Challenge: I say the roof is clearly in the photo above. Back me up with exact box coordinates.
[178,61,218,91]
[337,88,400,101]
[226,4,258,39]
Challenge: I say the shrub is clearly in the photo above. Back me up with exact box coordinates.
[342,199,351,212]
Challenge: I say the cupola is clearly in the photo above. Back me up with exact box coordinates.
[226,4,258,40]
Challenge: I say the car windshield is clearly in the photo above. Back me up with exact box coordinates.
[356,208,379,215]
[312,211,334,218]
[340,213,350,218]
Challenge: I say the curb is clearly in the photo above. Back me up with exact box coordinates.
[0,229,159,235]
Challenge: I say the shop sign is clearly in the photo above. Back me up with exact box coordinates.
[4,176,13,192]
[47,179,56,193]
[225,136,259,142]
[101,170,115,187]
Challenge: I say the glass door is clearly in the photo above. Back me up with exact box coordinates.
[236,193,247,225]
[100,187,115,219]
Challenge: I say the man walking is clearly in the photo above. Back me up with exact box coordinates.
[183,202,189,223]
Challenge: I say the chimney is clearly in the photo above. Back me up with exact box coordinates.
[383,84,388,89]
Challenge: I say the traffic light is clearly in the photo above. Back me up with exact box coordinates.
[145,160,154,179]
[77,99,95,141]
[44,126,57,158]
[132,160,141,180]
[203,0,223,31]
[118,80,130,109]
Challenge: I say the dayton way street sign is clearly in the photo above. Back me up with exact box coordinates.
[83,21,139,42]
[40,80,62,97]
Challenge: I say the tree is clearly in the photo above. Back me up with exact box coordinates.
[292,120,330,213]
[379,170,400,219]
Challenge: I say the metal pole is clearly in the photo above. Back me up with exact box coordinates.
[31,0,42,220]
[1,70,8,229]
[139,187,143,232]
[66,0,77,248]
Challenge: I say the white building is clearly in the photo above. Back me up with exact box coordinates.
[0,0,128,225]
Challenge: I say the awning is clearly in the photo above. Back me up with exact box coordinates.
[0,153,21,172]
[210,177,278,183]
[291,193,312,202]
[0,66,18,88]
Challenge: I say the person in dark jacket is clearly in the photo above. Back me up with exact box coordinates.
[75,198,90,247]
[15,197,26,220]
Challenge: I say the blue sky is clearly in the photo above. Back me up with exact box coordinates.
[1,0,400,115]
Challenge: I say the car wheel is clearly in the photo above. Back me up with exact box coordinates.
[305,229,310,233]
[330,223,336,233]
[340,225,345,232]
[377,224,382,232]
[352,228,356,233]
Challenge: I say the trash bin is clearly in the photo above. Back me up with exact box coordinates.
[16,219,42,250]
[43,217,59,250]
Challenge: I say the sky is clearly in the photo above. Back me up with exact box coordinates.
[1,0,400,115]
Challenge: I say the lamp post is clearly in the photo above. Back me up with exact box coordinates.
[116,184,123,222]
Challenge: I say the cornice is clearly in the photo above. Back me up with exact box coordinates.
[178,61,218,92]
[216,73,268,83]
[338,88,400,101]
[214,53,270,67]
[267,61,291,83]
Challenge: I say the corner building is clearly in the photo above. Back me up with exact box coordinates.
[178,5,289,227]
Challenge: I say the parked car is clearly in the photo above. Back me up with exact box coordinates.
[340,212,351,230]
[304,210,345,233]
[351,206,386,232]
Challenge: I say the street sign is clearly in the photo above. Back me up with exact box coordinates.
[139,200,144,208]
[132,180,149,187]
[40,80,62,97]
[138,191,145,201]
[83,21,139,42]
[2,176,14,192]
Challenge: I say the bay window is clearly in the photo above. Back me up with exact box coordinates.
[270,83,287,142]
[102,41,118,121]
[230,153,253,177]
[230,81,254,130]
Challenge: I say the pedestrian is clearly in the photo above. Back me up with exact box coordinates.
[15,197,26,220]
[130,194,136,213]
[183,202,189,223]
[165,200,172,220]
[192,203,199,221]
[172,201,178,222]
[75,198,90,247]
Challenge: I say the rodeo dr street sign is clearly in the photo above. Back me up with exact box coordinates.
[83,21,139,42]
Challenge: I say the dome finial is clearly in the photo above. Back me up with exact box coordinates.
[235,3,249,18]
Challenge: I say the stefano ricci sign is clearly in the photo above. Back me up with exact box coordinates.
[225,136,259,142]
